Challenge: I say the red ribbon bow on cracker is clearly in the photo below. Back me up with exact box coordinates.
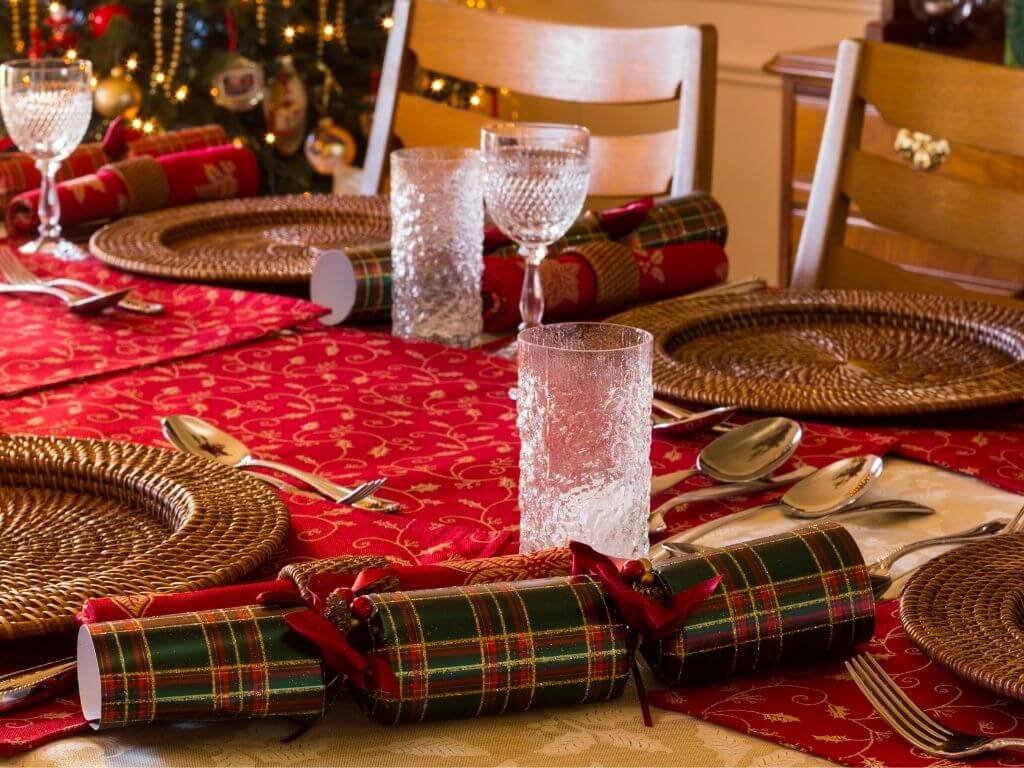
[569,541,722,726]
[258,568,400,695]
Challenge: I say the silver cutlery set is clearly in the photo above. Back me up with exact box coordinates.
[0,246,164,315]
[647,411,1016,589]
[160,415,399,513]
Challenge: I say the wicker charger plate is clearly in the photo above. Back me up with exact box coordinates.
[901,533,1024,701]
[0,434,289,639]
[89,194,390,284]
[607,289,1024,417]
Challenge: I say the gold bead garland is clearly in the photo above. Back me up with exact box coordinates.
[149,0,184,98]
[333,0,346,48]
[255,0,266,45]
[27,0,37,52]
[8,0,24,54]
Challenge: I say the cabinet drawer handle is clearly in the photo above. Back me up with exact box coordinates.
[894,128,950,171]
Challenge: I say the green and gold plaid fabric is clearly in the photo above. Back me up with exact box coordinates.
[343,242,393,325]
[621,193,728,251]
[83,606,328,729]
[647,523,875,685]
[351,576,630,724]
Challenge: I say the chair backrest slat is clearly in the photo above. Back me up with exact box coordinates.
[408,1,690,104]
[842,149,1024,265]
[791,39,1024,297]
[361,0,716,198]
[858,42,1024,158]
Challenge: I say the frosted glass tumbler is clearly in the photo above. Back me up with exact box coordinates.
[390,147,484,347]
[517,322,653,558]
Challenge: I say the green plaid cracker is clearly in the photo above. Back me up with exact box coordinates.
[621,193,728,251]
[351,576,630,724]
[343,242,393,324]
[83,606,328,728]
[647,523,875,685]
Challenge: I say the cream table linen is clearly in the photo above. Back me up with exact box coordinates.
[9,457,1020,768]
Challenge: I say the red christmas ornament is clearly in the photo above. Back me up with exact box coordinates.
[88,4,130,37]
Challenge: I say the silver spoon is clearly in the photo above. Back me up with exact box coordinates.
[162,415,399,513]
[649,417,802,496]
[649,465,816,534]
[0,283,130,314]
[651,455,884,560]
[652,405,739,437]
[661,499,934,556]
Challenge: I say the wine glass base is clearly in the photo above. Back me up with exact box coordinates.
[18,237,87,262]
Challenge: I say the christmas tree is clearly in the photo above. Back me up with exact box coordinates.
[0,0,394,194]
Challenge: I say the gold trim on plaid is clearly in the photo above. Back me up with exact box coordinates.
[574,241,642,313]
[621,193,728,251]
[125,125,229,158]
[107,157,170,214]
[84,606,327,729]
[351,576,630,724]
[646,523,875,685]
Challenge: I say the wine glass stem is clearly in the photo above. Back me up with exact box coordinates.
[35,159,62,242]
[519,245,546,330]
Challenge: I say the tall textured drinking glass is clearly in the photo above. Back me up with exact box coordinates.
[482,123,590,330]
[390,147,484,347]
[517,322,653,558]
[0,58,93,261]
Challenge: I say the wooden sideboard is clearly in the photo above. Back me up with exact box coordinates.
[765,44,1024,295]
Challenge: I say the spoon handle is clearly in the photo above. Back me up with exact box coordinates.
[650,468,700,496]
[667,502,778,545]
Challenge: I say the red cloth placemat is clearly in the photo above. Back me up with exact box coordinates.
[0,250,324,398]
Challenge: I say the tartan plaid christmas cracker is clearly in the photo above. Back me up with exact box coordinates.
[79,606,328,729]
[645,522,876,685]
[348,576,632,724]
[341,193,727,324]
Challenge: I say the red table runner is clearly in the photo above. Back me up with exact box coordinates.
[0,252,324,398]
[3,322,1024,763]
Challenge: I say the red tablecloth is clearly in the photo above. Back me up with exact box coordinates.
[0,252,324,398]
[3,314,1024,762]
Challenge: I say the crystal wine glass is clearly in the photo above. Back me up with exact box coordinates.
[481,123,590,330]
[0,58,93,261]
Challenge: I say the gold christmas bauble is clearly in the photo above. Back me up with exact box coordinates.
[304,117,357,175]
[94,67,142,119]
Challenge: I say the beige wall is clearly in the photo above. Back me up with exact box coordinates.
[502,0,877,283]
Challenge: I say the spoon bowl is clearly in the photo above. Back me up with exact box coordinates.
[781,455,884,518]
[651,454,885,558]
[696,417,803,483]
[650,416,802,496]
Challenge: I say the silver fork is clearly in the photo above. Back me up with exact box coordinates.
[846,653,1024,758]
[254,471,385,503]
[0,246,164,315]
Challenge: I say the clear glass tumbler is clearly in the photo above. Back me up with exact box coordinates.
[517,322,653,558]
[390,147,484,347]
[481,123,590,331]
[0,58,93,261]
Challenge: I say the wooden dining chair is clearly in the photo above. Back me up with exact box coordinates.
[360,0,717,201]
[790,39,1024,300]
